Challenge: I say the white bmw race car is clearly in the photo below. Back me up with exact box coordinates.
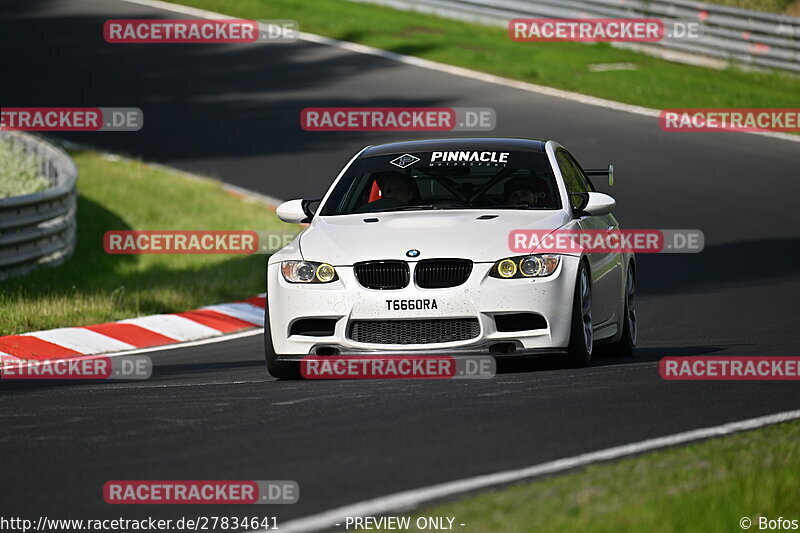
[265,138,636,378]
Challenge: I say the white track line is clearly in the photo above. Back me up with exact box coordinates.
[118,0,800,144]
[271,408,800,533]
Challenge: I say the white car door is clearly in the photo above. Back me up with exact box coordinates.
[555,149,623,326]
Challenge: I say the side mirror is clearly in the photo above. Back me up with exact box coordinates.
[277,199,321,223]
[582,192,616,216]
[277,199,308,223]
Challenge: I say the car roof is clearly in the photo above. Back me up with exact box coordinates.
[361,137,548,157]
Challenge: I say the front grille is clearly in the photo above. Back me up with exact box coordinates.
[354,261,409,290]
[415,259,473,288]
[349,318,480,344]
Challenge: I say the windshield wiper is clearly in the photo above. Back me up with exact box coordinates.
[364,205,441,213]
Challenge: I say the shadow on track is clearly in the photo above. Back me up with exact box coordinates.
[637,238,800,296]
[495,344,728,375]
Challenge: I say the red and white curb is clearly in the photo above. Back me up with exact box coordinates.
[0,294,266,364]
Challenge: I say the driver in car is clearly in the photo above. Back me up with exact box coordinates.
[504,177,548,207]
[358,171,421,212]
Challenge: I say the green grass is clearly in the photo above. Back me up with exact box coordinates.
[0,151,296,335]
[0,139,50,198]
[394,420,800,533]
[174,0,800,110]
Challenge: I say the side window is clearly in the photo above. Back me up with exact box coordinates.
[565,151,595,192]
[556,149,587,210]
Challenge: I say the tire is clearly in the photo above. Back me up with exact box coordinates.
[565,261,593,368]
[264,308,302,380]
[606,263,637,357]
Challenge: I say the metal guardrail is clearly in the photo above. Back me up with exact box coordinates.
[353,0,800,72]
[0,132,77,281]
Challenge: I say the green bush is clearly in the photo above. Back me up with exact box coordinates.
[0,140,50,198]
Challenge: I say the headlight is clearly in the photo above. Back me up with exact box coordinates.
[489,255,559,279]
[315,263,336,282]
[281,261,338,283]
[496,259,517,278]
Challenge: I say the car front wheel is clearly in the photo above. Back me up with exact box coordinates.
[606,263,637,357]
[565,262,593,368]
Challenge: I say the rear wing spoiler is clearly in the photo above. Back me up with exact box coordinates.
[585,164,614,187]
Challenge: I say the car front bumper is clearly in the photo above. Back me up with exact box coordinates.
[266,256,580,357]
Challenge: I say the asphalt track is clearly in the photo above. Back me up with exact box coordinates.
[1,0,799,529]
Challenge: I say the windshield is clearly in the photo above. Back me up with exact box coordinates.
[319,150,561,215]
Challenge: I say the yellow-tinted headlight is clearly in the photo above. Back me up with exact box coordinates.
[281,260,338,283]
[316,263,336,282]
[497,259,517,278]
[491,255,560,279]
